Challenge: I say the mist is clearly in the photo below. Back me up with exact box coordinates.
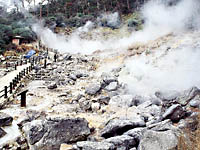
[119,0,200,96]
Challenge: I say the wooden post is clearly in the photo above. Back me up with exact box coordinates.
[54,54,57,62]
[12,79,15,89]
[4,86,7,98]
[44,59,47,68]
[17,75,19,82]
[10,82,12,94]
[18,90,28,107]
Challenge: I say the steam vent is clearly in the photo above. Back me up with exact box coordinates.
[0,0,200,149]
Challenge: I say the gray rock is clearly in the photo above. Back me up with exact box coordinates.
[26,120,46,145]
[124,127,147,143]
[0,112,13,127]
[162,104,186,122]
[85,83,101,95]
[105,82,118,91]
[177,87,200,105]
[97,96,110,105]
[0,127,6,138]
[138,130,178,150]
[76,141,115,150]
[105,135,136,149]
[101,118,145,138]
[47,82,57,89]
[69,74,77,81]
[102,74,118,85]
[147,119,175,131]
[109,95,134,107]
[79,99,91,111]
[189,98,200,108]
[155,91,180,101]
[23,117,91,150]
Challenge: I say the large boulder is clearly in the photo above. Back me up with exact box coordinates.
[0,112,13,127]
[138,130,178,150]
[23,117,91,150]
[101,118,145,138]
[76,141,115,150]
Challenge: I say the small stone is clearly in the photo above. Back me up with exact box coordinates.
[47,82,57,89]
[105,82,118,91]
[189,97,200,108]
[85,83,101,95]
[97,96,110,105]
[91,102,100,111]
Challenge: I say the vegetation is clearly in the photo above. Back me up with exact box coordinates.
[0,0,148,54]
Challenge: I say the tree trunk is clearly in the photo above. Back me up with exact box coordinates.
[127,0,130,12]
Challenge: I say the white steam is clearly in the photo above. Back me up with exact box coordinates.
[119,0,200,96]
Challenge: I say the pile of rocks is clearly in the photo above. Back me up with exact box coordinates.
[0,51,200,150]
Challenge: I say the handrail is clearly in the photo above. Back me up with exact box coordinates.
[0,43,50,100]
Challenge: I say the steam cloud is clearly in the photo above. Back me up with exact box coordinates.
[119,0,200,96]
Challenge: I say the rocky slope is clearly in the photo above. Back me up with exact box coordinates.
[0,30,200,150]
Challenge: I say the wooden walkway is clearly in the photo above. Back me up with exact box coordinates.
[0,63,31,101]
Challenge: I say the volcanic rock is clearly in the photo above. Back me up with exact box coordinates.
[85,83,101,95]
[138,130,178,150]
[23,117,91,150]
[101,118,145,138]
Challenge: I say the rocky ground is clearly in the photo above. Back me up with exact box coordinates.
[0,31,200,150]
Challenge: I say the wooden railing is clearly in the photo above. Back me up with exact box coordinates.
[0,63,33,99]
[0,42,55,100]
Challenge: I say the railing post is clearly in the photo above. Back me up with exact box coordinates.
[10,82,12,94]
[54,54,57,62]
[4,86,7,98]
[44,59,47,68]
[26,67,28,74]
[17,75,19,83]
[15,64,17,70]
[6,62,8,69]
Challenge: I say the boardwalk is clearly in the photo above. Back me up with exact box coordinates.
[0,63,31,100]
